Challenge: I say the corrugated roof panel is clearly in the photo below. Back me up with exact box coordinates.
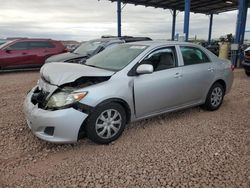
[108,0,249,14]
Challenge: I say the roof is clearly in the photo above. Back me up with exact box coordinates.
[109,0,250,14]
[88,36,152,43]
[126,40,197,47]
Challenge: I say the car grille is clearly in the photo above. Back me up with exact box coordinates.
[31,88,50,109]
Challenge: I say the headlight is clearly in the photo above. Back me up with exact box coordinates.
[46,91,87,109]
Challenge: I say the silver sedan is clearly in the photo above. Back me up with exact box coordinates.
[24,41,234,144]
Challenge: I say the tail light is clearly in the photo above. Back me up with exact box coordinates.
[231,64,235,71]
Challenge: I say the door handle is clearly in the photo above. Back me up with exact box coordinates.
[22,52,27,55]
[174,72,182,78]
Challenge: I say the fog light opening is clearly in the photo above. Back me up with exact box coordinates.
[44,127,55,136]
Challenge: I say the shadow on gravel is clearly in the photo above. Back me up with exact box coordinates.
[0,68,40,74]
[25,106,204,152]
[126,106,201,130]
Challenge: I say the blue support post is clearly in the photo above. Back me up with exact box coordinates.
[235,0,244,44]
[234,0,248,66]
[184,0,190,42]
[171,9,177,41]
[240,4,248,44]
[117,0,122,37]
[208,14,213,44]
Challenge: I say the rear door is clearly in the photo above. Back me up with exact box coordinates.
[178,46,215,104]
[28,41,56,65]
[0,41,33,68]
[133,46,185,118]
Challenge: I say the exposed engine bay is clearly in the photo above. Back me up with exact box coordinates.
[61,76,111,88]
[31,76,111,109]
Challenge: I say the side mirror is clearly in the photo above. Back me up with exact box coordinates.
[136,64,153,75]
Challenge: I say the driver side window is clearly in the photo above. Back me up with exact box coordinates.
[141,47,177,72]
[8,42,29,50]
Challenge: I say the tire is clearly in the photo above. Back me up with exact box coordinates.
[245,70,250,77]
[86,102,126,144]
[201,82,225,111]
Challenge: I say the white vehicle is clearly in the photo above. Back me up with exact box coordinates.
[24,41,234,144]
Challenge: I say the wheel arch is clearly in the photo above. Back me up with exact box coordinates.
[77,98,131,140]
[203,78,227,103]
[214,79,227,93]
[96,98,131,124]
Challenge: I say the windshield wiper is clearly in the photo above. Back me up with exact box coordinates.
[86,64,117,72]
[85,64,99,68]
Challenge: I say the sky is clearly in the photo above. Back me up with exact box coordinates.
[0,0,249,41]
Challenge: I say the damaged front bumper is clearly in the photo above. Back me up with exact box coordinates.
[24,87,89,143]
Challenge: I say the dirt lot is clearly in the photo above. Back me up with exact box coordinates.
[0,70,249,188]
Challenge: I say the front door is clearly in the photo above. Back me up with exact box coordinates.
[1,41,33,68]
[133,46,185,118]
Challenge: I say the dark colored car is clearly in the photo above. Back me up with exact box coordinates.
[242,47,250,76]
[0,39,67,69]
[45,36,152,64]
[200,41,219,56]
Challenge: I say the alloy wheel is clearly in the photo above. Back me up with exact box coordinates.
[211,87,223,107]
[95,109,122,139]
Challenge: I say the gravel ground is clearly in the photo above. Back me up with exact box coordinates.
[0,69,249,188]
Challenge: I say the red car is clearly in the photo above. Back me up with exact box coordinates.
[0,39,67,69]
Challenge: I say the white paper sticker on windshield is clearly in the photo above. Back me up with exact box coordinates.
[130,46,147,49]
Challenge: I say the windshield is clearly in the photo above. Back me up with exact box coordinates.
[73,40,106,55]
[85,44,148,71]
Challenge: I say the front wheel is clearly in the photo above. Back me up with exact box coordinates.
[86,102,126,144]
[201,83,225,111]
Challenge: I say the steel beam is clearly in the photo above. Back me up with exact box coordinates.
[117,0,122,37]
[234,0,248,66]
[171,9,177,41]
[208,14,213,44]
[240,3,248,44]
[184,0,190,41]
[109,0,242,14]
[235,0,244,44]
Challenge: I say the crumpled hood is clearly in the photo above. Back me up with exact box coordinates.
[40,62,114,86]
[46,52,87,63]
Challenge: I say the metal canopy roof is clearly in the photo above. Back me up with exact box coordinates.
[109,0,250,14]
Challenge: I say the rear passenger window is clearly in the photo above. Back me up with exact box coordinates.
[142,47,177,72]
[28,41,55,49]
[8,42,29,50]
[180,46,210,66]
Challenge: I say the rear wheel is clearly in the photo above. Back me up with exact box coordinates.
[201,82,225,111]
[86,102,126,144]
